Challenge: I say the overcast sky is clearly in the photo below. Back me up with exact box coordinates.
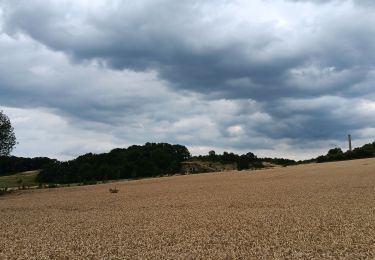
[1,0,375,160]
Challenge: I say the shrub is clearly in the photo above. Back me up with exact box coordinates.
[109,187,119,193]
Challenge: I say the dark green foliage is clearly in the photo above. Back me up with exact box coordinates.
[237,155,250,170]
[351,142,375,159]
[316,141,375,163]
[0,111,16,156]
[37,143,191,184]
[327,148,344,156]
[193,150,272,170]
[0,156,54,176]
[261,157,297,167]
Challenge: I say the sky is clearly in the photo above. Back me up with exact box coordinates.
[1,0,375,160]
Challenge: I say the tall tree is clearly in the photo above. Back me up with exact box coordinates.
[0,111,16,156]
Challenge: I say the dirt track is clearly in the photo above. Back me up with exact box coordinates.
[1,158,375,259]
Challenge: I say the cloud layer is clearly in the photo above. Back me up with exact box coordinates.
[0,0,375,159]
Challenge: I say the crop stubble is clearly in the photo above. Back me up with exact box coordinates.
[1,158,375,259]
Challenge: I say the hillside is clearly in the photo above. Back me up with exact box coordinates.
[1,158,374,258]
[3,140,375,186]
[35,143,294,185]
[181,160,279,174]
[0,156,53,176]
[0,170,39,189]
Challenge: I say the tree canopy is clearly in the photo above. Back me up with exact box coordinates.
[0,111,16,156]
[192,150,296,170]
[315,142,375,163]
[0,156,53,176]
[37,143,191,184]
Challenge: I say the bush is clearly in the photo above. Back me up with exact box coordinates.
[109,187,119,193]
[83,180,97,185]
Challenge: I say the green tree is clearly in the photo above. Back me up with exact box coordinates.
[237,155,249,170]
[0,111,16,156]
[208,150,217,161]
[327,148,343,156]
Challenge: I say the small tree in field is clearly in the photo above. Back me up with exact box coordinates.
[0,111,16,156]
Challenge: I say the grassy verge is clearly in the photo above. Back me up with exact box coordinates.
[0,171,39,189]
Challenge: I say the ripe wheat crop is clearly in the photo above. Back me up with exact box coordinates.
[1,158,375,259]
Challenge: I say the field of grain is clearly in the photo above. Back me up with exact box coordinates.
[1,158,375,259]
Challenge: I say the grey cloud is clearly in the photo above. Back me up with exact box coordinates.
[285,0,339,3]
[0,1,311,98]
[287,0,375,6]
[0,33,286,156]
[261,96,375,142]
[2,0,375,102]
[0,0,375,159]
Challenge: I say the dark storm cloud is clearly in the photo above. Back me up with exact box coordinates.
[0,1,305,99]
[1,0,375,159]
[262,97,375,141]
[2,0,375,101]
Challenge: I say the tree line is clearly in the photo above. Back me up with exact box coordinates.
[3,141,375,185]
[36,143,191,184]
[0,156,53,176]
[37,145,298,184]
[193,150,263,170]
[193,150,296,170]
[3,108,375,184]
[314,142,375,163]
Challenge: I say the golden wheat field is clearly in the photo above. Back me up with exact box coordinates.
[1,158,375,259]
